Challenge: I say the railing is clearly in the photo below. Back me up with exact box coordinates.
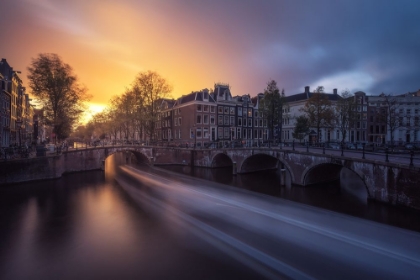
[2,141,418,167]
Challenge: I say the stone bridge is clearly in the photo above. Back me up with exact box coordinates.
[1,146,419,209]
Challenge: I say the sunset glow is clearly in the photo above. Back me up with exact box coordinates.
[2,0,420,116]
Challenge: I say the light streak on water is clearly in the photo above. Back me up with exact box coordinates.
[117,165,420,279]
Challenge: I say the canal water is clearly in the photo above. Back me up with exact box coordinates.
[159,165,420,233]
[1,165,420,279]
[0,171,261,280]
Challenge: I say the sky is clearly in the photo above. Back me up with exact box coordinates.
[1,0,420,118]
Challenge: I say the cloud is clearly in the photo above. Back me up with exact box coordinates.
[2,0,420,103]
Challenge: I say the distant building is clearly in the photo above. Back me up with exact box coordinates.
[283,86,341,143]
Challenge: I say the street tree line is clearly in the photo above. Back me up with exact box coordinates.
[73,71,172,143]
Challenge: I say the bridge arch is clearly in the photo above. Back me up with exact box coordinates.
[211,152,233,168]
[303,163,369,201]
[105,149,151,165]
[240,153,279,173]
[129,150,151,165]
[303,163,343,186]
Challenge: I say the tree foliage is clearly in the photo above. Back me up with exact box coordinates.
[293,115,310,141]
[300,86,335,142]
[259,79,286,142]
[27,53,89,141]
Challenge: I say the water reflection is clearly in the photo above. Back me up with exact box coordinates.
[0,171,260,280]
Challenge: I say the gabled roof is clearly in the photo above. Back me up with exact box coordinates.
[212,83,232,102]
[285,91,342,103]
[174,89,216,107]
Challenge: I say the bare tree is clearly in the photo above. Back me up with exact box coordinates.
[259,80,286,143]
[27,53,89,141]
[378,94,401,147]
[335,90,356,144]
[300,86,335,143]
[132,71,172,140]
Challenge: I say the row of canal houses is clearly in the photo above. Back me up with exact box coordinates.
[155,83,336,147]
[0,58,46,148]
[155,83,420,147]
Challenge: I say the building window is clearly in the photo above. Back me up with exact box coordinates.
[243,118,247,127]
[238,107,242,116]
[179,117,182,125]
[218,106,223,114]
[218,127,223,139]
[197,104,202,112]
[254,111,258,118]
[248,118,252,127]
[230,116,235,125]
[203,128,209,138]
[224,127,229,139]
[224,115,229,125]
[247,108,252,117]
[238,117,242,126]
[210,115,215,125]
[203,115,209,124]
[196,128,202,138]
[210,106,215,113]
[230,107,235,115]
[224,107,229,114]
[196,114,202,124]
[237,127,241,139]
[254,119,258,127]
[218,115,223,125]
[203,105,209,112]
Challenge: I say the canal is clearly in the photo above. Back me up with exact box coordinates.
[159,165,420,233]
[1,164,420,279]
[0,170,261,280]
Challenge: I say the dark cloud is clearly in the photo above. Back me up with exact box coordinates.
[1,0,419,97]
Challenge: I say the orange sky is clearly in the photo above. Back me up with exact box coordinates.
[1,0,260,119]
[2,0,420,123]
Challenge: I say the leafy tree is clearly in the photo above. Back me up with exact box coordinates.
[293,115,310,142]
[300,86,335,143]
[27,53,89,141]
[335,90,356,144]
[259,79,286,142]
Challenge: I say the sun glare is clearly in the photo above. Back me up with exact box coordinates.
[82,102,106,124]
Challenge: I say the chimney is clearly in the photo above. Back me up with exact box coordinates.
[305,86,310,98]
[333,88,337,95]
